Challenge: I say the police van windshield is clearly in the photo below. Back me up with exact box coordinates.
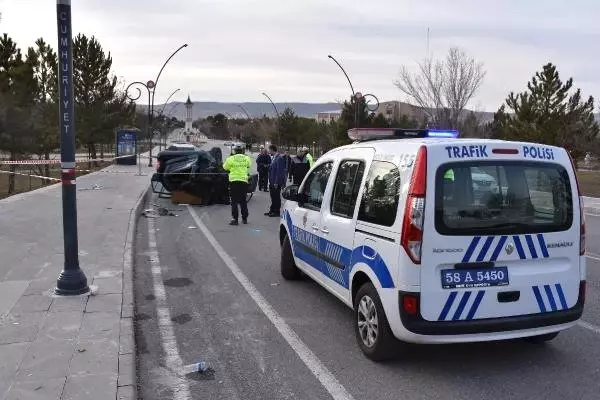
[435,161,573,235]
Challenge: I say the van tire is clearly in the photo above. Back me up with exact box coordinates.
[354,282,397,361]
[523,332,559,344]
[281,234,302,280]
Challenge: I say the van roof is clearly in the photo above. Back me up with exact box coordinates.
[328,138,567,154]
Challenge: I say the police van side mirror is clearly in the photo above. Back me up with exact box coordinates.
[282,185,299,202]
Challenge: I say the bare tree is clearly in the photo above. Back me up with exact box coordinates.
[394,47,486,129]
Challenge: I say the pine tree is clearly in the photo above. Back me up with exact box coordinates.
[0,34,37,194]
[27,38,59,180]
[495,63,598,160]
[73,34,120,160]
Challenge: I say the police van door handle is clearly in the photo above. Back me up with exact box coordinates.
[311,223,319,231]
[321,226,329,234]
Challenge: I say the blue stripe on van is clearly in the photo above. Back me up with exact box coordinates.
[490,236,508,261]
[465,291,485,320]
[513,236,526,259]
[462,236,481,263]
[537,234,550,258]
[476,237,495,262]
[438,291,457,321]
[544,284,558,311]
[525,235,538,259]
[555,284,568,310]
[532,286,547,313]
[452,292,472,321]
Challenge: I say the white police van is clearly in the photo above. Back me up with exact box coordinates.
[279,128,585,360]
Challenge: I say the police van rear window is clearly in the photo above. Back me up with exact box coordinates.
[435,161,573,235]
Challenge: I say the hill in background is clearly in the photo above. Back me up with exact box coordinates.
[144,100,599,124]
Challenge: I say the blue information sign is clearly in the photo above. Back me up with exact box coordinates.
[115,129,138,165]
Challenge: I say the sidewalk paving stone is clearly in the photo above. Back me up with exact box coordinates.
[5,377,66,400]
[0,159,154,399]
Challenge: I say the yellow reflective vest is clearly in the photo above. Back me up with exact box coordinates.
[444,169,454,181]
[306,153,314,167]
[223,154,251,183]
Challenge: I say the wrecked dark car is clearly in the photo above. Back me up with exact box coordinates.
[151,146,258,205]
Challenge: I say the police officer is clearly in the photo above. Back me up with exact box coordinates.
[223,145,251,225]
[303,146,314,168]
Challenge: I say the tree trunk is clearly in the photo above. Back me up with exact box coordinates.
[44,152,51,185]
[8,152,16,195]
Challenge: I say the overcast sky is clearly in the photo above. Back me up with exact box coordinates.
[1,0,599,111]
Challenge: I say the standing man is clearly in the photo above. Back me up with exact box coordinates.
[290,149,310,186]
[256,147,271,192]
[303,146,314,168]
[223,145,251,225]
[265,144,286,217]
[284,150,293,183]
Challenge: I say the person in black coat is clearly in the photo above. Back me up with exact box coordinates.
[290,151,310,186]
[284,150,293,183]
[256,148,271,192]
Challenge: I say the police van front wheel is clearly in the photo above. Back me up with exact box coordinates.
[354,283,398,361]
[281,235,302,280]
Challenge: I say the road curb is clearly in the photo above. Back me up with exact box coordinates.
[118,182,151,399]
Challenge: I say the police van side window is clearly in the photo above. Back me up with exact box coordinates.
[302,162,333,210]
[357,161,401,227]
[330,160,365,218]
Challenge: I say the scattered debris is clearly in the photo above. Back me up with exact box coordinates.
[188,226,198,230]
[142,206,180,218]
[76,348,86,353]
[270,283,280,287]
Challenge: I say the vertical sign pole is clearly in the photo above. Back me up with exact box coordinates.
[55,0,89,295]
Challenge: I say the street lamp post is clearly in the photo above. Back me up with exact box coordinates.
[237,105,252,147]
[126,44,188,167]
[327,54,380,128]
[54,0,89,295]
[125,81,151,175]
[262,92,280,145]
[156,88,180,151]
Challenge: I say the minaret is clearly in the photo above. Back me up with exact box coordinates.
[184,95,193,133]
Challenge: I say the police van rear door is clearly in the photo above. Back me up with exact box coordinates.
[419,141,582,323]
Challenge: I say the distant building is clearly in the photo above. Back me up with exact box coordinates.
[315,110,342,123]
[184,95,193,133]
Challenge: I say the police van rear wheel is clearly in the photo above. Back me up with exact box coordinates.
[354,283,397,361]
[281,235,302,280]
[523,332,559,344]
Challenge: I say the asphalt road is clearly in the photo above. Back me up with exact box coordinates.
[134,142,600,400]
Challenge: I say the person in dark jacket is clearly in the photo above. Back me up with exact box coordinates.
[284,150,293,182]
[290,150,310,186]
[256,147,271,192]
[265,144,287,217]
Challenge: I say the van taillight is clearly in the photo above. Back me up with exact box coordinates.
[156,160,161,171]
[401,146,427,264]
[567,152,585,255]
[580,197,586,255]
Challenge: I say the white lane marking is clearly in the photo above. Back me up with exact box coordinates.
[578,320,600,334]
[147,218,192,400]
[188,205,355,400]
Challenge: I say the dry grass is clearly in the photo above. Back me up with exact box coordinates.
[577,170,600,198]
[0,162,112,199]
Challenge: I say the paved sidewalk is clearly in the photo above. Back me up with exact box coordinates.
[0,163,153,400]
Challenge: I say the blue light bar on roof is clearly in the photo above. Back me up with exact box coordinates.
[348,128,460,141]
[426,129,460,138]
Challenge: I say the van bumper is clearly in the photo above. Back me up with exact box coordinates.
[399,281,585,336]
